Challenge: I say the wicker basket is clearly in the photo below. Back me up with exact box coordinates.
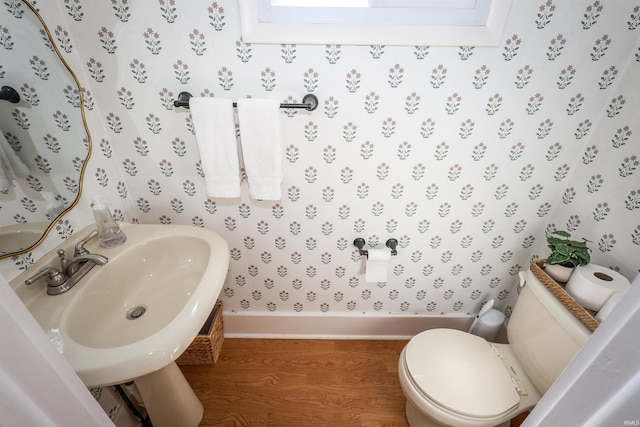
[530,260,599,332]
[177,303,224,365]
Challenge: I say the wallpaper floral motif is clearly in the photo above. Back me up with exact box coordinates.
[2,0,639,320]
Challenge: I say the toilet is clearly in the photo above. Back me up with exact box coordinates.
[398,270,592,427]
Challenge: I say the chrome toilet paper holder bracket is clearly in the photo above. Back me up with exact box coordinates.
[353,238,398,257]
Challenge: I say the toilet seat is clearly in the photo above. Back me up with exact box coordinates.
[404,329,520,419]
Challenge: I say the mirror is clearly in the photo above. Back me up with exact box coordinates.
[0,0,91,257]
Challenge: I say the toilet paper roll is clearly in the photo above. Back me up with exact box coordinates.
[365,248,392,283]
[595,290,626,322]
[565,264,630,311]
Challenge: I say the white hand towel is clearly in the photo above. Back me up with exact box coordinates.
[236,99,283,200]
[190,97,241,198]
[0,131,29,191]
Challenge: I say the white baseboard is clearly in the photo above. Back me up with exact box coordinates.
[223,312,474,340]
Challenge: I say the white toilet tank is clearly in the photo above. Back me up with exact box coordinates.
[507,270,592,394]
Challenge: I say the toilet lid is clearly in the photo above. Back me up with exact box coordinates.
[405,329,519,418]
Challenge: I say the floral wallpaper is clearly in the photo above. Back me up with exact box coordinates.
[2,0,640,321]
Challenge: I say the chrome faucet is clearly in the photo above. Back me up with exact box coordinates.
[24,266,66,288]
[62,252,108,277]
[73,230,98,257]
[25,230,109,296]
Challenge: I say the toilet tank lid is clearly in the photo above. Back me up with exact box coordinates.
[405,329,519,418]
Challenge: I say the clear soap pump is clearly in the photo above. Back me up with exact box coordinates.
[91,195,126,248]
[41,191,65,220]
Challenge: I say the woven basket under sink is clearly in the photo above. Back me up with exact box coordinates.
[177,303,224,365]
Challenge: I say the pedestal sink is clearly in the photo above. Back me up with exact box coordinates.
[11,223,230,427]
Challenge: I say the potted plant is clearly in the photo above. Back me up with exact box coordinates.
[544,230,591,282]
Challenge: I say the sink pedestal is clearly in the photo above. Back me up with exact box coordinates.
[134,362,203,427]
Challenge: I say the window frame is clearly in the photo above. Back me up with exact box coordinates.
[238,0,512,46]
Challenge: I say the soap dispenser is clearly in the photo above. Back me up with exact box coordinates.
[91,195,126,248]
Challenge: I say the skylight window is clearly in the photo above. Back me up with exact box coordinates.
[239,0,511,46]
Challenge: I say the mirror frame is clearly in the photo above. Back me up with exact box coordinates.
[0,0,92,259]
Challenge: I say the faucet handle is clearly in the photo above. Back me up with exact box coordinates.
[57,249,70,269]
[25,266,66,287]
[74,230,98,256]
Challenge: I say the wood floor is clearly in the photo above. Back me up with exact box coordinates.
[180,339,409,426]
[180,339,528,427]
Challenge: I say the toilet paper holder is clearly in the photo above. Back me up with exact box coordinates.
[353,238,398,257]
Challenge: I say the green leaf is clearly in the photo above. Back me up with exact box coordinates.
[554,243,571,256]
[552,230,571,238]
[547,252,571,266]
[546,229,591,267]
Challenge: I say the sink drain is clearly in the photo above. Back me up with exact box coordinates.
[126,305,146,320]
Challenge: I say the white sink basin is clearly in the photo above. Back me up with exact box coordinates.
[64,235,212,349]
[12,223,229,388]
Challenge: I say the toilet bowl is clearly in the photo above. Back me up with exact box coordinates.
[398,270,591,427]
[398,329,540,427]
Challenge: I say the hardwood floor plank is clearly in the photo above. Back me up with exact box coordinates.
[181,338,527,427]
[181,339,410,426]
[208,413,268,427]
[265,412,364,427]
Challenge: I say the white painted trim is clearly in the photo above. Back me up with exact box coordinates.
[239,0,512,46]
[223,312,473,339]
[0,275,113,426]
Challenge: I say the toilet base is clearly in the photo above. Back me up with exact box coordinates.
[405,400,510,427]
[406,400,441,427]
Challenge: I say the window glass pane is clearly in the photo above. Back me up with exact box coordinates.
[260,0,491,26]
[241,0,510,46]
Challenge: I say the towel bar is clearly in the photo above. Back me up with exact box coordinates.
[0,86,20,103]
[173,92,318,111]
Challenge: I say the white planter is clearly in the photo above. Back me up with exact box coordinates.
[544,264,575,283]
